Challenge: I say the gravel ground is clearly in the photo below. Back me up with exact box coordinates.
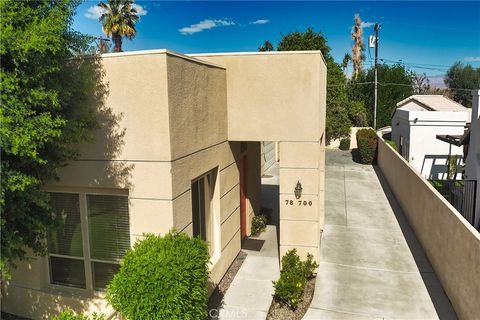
[266,277,316,320]
[1,312,30,320]
[208,251,248,318]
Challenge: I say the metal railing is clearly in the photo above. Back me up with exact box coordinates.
[430,180,477,229]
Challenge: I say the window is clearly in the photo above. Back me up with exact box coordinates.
[191,173,213,255]
[48,192,129,291]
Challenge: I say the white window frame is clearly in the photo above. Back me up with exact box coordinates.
[45,187,129,293]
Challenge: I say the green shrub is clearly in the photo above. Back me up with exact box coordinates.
[273,249,319,310]
[51,310,104,320]
[339,138,351,150]
[251,214,268,236]
[356,129,378,164]
[385,139,397,150]
[106,231,210,320]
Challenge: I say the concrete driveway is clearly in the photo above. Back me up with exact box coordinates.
[304,150,456,319]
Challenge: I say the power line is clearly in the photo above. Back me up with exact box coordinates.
[327,81,476,92]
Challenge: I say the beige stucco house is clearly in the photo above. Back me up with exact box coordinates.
[2,49,326,318]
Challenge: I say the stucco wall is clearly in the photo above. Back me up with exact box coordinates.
[191,51,326,142]
[391,109,467,179]
[2,51,237,319]
[377,136,480,320]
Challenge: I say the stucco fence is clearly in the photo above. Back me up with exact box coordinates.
[327,127,367,149]
[377,135,480,320]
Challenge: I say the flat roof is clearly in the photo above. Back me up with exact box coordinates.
[101,49,226,69]
[189,50,327,64]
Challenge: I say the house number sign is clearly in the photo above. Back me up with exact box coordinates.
[284,181,313,206]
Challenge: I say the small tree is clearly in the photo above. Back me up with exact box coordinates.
[107,232,210,320]
[258,40,274,52]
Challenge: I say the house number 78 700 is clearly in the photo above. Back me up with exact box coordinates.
[285,200,313,206]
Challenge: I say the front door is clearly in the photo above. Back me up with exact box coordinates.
[240,155,247,239]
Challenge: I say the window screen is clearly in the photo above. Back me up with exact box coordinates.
[87,194,130,261]
[87,194,130,290]
[48,193,83,257]
[48,193,85,288]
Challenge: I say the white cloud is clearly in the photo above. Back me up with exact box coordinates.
[84,4,147,20]
[132,3,147,16]
[464,56,480,62]
[360,21,375,28]
[179,19,235,35]
[250,19,269,25]
[85,6,106,20]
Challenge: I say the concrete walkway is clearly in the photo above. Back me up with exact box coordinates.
[218,226,279,320]
[304,150,456,320]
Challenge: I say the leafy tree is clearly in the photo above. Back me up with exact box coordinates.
[258,40,274,52]
[349,64,413,128]
[99,0,139,52]
[0,0,101,276]
[342,53,351,75]
[444,62,480,108]
[262,28,352,143]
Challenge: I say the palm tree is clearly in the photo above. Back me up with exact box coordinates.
[99,0,139,52]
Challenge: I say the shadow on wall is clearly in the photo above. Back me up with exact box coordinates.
[2,55,133,319]
[421,155,462,180]
[72,54,134,190]
[373,167,458,319]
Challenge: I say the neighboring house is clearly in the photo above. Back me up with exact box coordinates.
[2,50,327,318]
[391,95,470,179]
[465,90,480,229]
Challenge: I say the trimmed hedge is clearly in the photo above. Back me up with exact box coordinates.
[339,138,350,150]
[106,232,210,320]
[356,129,378,164]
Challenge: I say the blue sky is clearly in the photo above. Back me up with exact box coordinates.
[73,1,480,78]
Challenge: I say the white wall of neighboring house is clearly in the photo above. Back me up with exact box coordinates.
[392,109,468,179]
[465,90,480,229]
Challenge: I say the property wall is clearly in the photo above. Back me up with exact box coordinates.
[191,51,326,142]
[392,109,467,179]
[377,136,480,320]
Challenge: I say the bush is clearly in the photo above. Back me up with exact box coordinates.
[273,249,319,310]
[251,214,268,236]
[106,231,210,320]
[356,129,378,164]
[385,139,397,150]
[51,310,104,320]
[339,138,351,150]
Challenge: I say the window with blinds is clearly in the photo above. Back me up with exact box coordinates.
[48,193,85,288]
[87,194,130,290]
[47,191,130,291]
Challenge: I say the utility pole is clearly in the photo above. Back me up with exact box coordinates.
[373,23,379,130]
[94,36,111,54]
